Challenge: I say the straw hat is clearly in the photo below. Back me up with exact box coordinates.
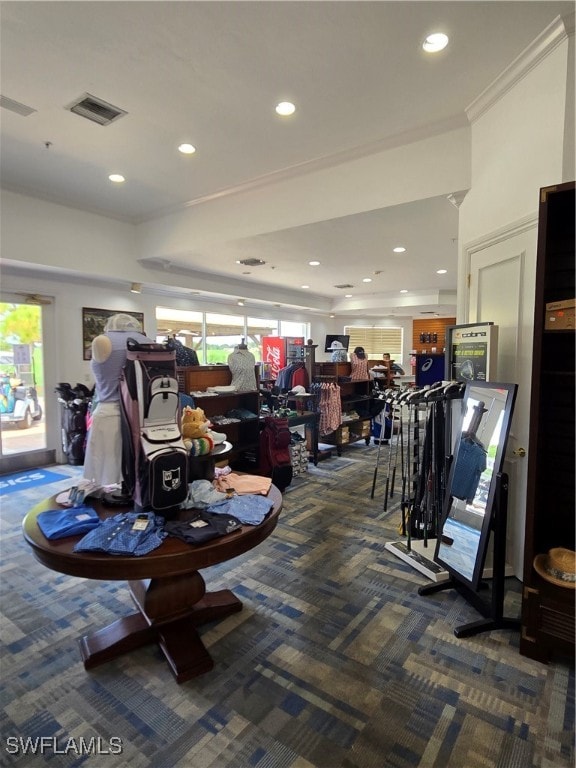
[533,547,576,589]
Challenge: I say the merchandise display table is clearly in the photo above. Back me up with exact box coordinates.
[22,485,282,683]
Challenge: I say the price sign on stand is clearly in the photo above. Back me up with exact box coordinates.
[13,344,31,366]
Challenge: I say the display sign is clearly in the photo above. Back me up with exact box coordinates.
[415,353,445,386]
[12,344,31,365]
[262,337,286,379]
[445,323,498,383]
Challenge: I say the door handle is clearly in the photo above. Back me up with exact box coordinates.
[513,447,526,458]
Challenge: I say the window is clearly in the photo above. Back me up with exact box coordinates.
[280,320,308,339]
[155,308,308,365]
[345,326,403,359]
[155,307,203,361]
[205,313,245,364]
[246,317,279,361]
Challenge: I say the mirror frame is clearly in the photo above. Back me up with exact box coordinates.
[434,381,518,590]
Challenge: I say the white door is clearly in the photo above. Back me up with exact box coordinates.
[466,215,538,579]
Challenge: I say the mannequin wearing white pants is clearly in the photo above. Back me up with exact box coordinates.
[83,314,150,487]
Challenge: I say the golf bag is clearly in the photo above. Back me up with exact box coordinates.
[258,416,293,492]
[55,383,92,465]
[372,404,392,443]
[119,339,188,513]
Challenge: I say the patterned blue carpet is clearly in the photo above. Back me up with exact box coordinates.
[0,445,573,767]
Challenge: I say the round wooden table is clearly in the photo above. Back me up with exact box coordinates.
[22,486,282,683]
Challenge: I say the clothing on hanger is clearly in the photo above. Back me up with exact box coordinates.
[227,347,257,390]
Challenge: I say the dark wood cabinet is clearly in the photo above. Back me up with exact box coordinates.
[520,181,575,663]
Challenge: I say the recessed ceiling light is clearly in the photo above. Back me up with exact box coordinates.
[237,299,245,306]
[178,143,196,155]
[423,33,449,53]
[345,294,353,298]
[301,284,310,289]
[400,289,408,294]
[437,269,448,274]
[108,174,125,183]
[362,277,372,283]
[276,101,296,116]
[393,246,406,253]
[309,260,320,266]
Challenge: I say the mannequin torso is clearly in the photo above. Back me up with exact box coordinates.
[227,347,257,391]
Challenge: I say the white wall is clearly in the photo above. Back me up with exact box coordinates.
[460,44,571,248]
[456,24,573,578]
[1,190,137,277]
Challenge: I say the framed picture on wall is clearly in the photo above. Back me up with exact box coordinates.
[82,307,145,360]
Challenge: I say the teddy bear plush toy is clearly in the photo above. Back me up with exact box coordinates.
[181,406,226,455]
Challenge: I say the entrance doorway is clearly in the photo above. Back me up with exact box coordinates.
[0,299,48,471]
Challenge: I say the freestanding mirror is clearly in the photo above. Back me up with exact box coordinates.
[419,381,518,637]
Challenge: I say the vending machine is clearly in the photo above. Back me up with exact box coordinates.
[261,337,305,380]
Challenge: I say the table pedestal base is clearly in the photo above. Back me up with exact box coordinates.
[78,576,242,683]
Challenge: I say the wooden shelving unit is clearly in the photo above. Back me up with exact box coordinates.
[520,181,575,663]
[313,362,372,455]
[177,365,261,464]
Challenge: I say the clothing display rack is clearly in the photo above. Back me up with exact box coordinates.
[381,381,465,581]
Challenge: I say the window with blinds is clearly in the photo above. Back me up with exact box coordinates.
[344,327,403,358]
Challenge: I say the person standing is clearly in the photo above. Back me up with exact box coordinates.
[350,346,369,380]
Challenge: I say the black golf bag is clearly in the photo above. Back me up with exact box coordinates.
[119,339,188,513]
[55,383,92,465]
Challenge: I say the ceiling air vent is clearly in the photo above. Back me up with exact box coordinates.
[237,258,266,267]
[334,284,354,289]
[66,93,127,126]
[0,95,36,117]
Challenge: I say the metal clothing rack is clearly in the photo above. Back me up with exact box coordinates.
[380,381,466,582]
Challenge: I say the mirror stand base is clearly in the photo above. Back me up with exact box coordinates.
[418,576,521,639]
[454,616,521,639]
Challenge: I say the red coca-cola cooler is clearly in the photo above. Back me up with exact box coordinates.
[262,337,304,380]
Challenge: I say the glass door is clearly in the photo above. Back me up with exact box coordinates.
[0,298,47,466]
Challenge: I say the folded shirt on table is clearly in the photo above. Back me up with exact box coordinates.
[73,511,166,556]
[37,506,101,540]
[182,479,228,509]
[207,494,274,525]
[213,472,272,496]
[164,511,242,544]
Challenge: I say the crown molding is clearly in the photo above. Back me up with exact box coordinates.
[466,14,573,124]
[139,114,468,223]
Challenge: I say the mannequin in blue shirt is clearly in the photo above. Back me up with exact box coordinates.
[83,313,151,487]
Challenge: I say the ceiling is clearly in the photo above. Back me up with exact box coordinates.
[1,1,572,317]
